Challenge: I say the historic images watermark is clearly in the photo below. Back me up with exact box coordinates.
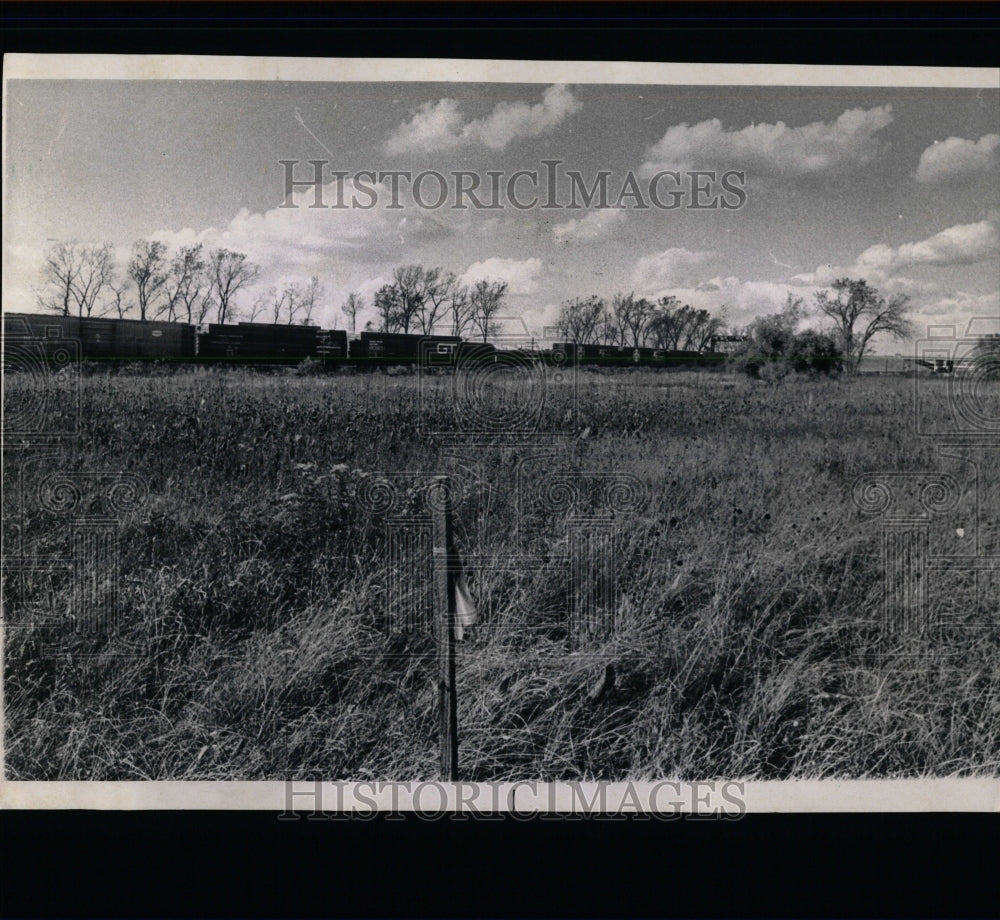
[278,779,748,820]
[279,160,749,211]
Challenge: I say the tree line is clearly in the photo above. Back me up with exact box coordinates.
[36,240,268,325]
[553,292,727,352]
[34,242,513,340]
[361,265,509,341]
[44,241,989,380]
[554,278,917,377]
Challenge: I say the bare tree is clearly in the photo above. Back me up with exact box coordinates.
[210,249,259,324]
[469,279,508,343]
[73,243,116,318]
[556,295,606,345]
[342,291,363,333]
[127,240,170,321]
[597,301,619,346]
[613,292,657,348]
[648,297,710,350]
[36,241,116,317]
[246,290,268,324]
[391,264,425,334]
[815,278,912,375]
[109,279,133,319]
[293,276,322,325]
[264,286,292,324]
[161,244,210,324]
[35,242,79,316]
[447,280,474,337]
[686,308,726,353]
[415,267,452,335]
[374,284,402,332]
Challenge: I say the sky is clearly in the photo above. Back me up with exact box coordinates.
[4,79,999,349]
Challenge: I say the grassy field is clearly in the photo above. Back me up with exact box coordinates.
[4,365,999,779]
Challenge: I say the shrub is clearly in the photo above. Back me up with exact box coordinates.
[293,357,326,377]
[790,329,843,376]
[729,311,842,379]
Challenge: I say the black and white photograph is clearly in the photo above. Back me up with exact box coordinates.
[2,55,999,808]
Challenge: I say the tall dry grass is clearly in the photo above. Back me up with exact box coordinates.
[4,366,999,778]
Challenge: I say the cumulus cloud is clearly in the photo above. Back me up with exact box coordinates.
[914,134,1000,184]
[632,247,716,293]
[552,208,626,243]
[792,220,1000,289]
[907,291,1000,342]
[850,220,999,275]
[912,290,1000,319]
[148,177,457,277]
[640,105,894,178]
[632,273,823,330]
[892,220,999,268]
[132,178,474,328]
[461,257,544,296]
[385,84,582,154]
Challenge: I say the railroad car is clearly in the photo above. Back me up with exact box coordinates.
[3,311,728,374]
[3,312,195,364]
[196,322,346,368]
[350,331,462,369]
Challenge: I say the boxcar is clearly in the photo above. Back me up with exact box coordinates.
[2,312,195,364]
[197,322,342,367]
[351,331,462,368]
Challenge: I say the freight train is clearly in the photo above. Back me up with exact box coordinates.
[2,311,718,372]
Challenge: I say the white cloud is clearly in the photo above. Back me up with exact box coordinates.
[461,257,544,296]
[632,247,716,293]
[633,274,823,330]
[792,220,1000,290]
[640,105,894,178]
[118,178,473,328]
[913,290,1000,318]
[384,99,466,155]
[892,220,999,268]
[385,84,582,154]
[914,134,1000,184]
[909,292,1000,342]
[147,177,456,275]
[552,208,626,243]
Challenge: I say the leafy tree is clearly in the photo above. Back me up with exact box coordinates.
[731,296,841,378]
[789,329,843,375]
[815,278,912,375]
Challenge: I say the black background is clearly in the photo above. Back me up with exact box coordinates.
[2,4,999,918]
